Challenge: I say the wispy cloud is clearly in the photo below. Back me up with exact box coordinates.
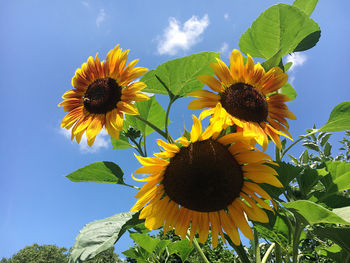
[157,14,210,56]
[59,128,109,153]
[81,1,90,8]
[224,13,229,20]
[285,52,307,71]
[96,8,106,28]
[219,42,230,59]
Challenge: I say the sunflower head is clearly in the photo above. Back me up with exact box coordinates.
[188,49,296,150]
[131,116,282,247]
[59,45,149,146]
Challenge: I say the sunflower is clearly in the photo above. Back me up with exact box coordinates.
[188,49,296,150]
[131,115,282,247]
[59,45,149,146]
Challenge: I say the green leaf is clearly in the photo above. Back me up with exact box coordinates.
[293,0,318,16]
[129,233,162,255]
[167,239,195,262]
[284,62,293,71]
[66,162,124,185]
[122,248,149,263]
[324,142,332,156]
[111,133,133,149]
[261,49,284,72]
[284,200,350,225]
[141,52,219,97]
[239,4,320,59]
[320,102,350,132]
[333,206,350,223]
[313,227,350,254]
[126,96,168,137]
[302,142,320,152]
[274,162,302,187]
[311,192,350,209]
[297,167,319,196]
[280,83,297,101]
[324,161,350,194]
[320,133,331,147]
[69,212,142,263]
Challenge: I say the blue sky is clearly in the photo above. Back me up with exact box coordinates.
[1,0,349,259]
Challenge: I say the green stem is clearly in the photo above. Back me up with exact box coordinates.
[292,221,304,263]
[275,243,282,263]
[122,183,140,190]
[281,130,319,159]
[143,135,147,157]
[261,243,275,263]
[134,115,168,140]
[186,231,209,263]
[254,229,261,263]
[129,137,145,157]
[275,145,281,162]
[224,234,251,263]
[165,98,176,143]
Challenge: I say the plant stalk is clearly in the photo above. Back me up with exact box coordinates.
[261,243,275,263]
[254,229,261,263]
[281,130,319,159]
[275,243,282,263]
[292,222,304,263]
[134,115,168,140]
[224,234,251,263]
[165,98,176,143]
[186,231,209,263]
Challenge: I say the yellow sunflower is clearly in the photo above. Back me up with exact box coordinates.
[59,45,149,146]
[131,116,282,247]
[188,49,296,150]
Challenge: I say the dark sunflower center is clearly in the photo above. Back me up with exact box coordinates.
[220,83,268,123]
[83,77,122,114]
[162,139,243,212]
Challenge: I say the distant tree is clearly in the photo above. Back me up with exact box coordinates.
[3,244,123,263]
[7,243,68,263]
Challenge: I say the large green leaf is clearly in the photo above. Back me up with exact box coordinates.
[320,101,350,132]
[297,167,320,196]
[66,162,124,184]
[293,0,318,16]
[284,200,350,225]
[333,206,350,223]
[129,233,169,256]
[126,96,167,137]
[111,133,133,149]
[239,4,320,59]
[322,161,350,195]
[141,52,219,97]
[69,212,142,263]
[167,239,195,262]
[313,227,350,254]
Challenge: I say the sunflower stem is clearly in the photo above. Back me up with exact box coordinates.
[129,137,146,157]
[275,243,282,263]
[224,234,251,263]
[253,228,261,263]
[165,97,176,144]
[134,115,168,141]
[186,233,210,263]
[275,145,281,162]
[261,242,275,263]
[292,220,304,263]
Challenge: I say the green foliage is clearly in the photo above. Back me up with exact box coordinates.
[69,212,142,263]
[4,244,68,263]
[141,52,219,97]
[320,101,350,132]
[66,162,124,184]
[239,3,320,59]
[293,0,319,16]
[126,96,168,137]
[280,83,297,101]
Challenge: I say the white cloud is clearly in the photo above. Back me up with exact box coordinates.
[81,1,90,8]
[157,14,210,56]
[224,13,229,20]
[59,128,109,153]
[285,53,307,71]
[96,8,106,28]
[219,42,229,58]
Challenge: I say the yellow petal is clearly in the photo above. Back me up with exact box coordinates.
[230,49,245,83]
[197,75,225,93]
[117,101,139,115]
[211,58,234,87]
[86,115,104,146]
[190,115,202,142]
[157,139,180,153]
[188,98,218,110]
